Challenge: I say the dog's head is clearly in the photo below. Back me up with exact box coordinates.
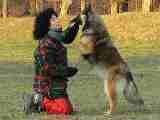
[79,4,96,55]
[80,3,108,58]
[82,3,94,33]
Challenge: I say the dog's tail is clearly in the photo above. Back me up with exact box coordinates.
[123,72,144,105]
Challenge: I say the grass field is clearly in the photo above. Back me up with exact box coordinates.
[0,13,160,120]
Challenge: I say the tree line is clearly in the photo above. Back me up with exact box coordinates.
[1,0,160,18]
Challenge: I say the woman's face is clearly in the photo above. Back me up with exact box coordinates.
[50,14,62,29]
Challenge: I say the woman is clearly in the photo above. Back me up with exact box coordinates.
[24,8,82,114]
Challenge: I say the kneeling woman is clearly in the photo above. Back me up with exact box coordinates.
[24,8,82,114]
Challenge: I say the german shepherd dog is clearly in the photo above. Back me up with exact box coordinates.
[79,4,144,114]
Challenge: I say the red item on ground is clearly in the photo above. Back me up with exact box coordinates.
[42,97,73,114]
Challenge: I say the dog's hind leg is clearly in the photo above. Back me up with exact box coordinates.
[104,72,117,114]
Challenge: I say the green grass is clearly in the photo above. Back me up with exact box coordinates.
[0,13,160,120]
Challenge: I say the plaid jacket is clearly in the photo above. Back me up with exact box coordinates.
[33,22,80,98]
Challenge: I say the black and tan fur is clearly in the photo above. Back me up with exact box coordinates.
[79,4,144,114]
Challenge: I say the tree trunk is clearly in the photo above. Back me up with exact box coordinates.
[111,0,118,15]
[143,0,151,12]
[60,0,72,16]
[81,0,85,12]
[36,0,47,13]
[91,0,96,13]
[35,0,39,13]
[2,0,7,18]
[29,0,46,15]
[29,0,36,15]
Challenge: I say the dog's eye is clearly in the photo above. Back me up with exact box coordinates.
[83,29,89,33]
[85,29,89,32]
[85,29,93,34]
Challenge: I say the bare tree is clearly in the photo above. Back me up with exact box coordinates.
[29,0,47,15]
[2,0,7,18]
[29,0,36,15]
[60,0,72,16]
[110,0,128,15]
[110,0,118,15]
[143,0,151,12]
[81,0,86,12]
[36,0,47,13]
[91,0,96,13]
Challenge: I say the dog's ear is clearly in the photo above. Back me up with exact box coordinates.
[82,3,93,15]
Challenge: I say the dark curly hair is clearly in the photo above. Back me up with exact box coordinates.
[33,8,58,40]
